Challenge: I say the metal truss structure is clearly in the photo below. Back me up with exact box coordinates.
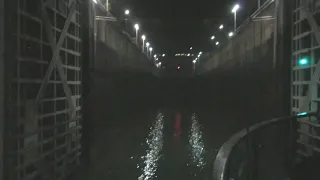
[292,0,320,156]
[3,0,84,179]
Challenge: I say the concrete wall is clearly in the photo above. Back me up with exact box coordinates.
[201,3,275,73]
[94,12,155,74]
[198,2,291,118]
[86,7,159,131]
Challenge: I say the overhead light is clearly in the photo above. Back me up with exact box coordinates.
[190,47,193,50]
[146,42,150,47]
[154,54,157,58]
[93,0,97,4]
[219,25,224,29]
[228,32,234,37]
[141,35,146,40]
[149,47,153,51]
[232,4,240,13]
[162,54,166,57]
[187,54,190,56]
[193,60,197,63]
[216,41,220,45]
[211,36,215,40]
[134,24,139,30]
[125,9,130,15]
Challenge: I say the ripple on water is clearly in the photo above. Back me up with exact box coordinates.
[138,112,165,180]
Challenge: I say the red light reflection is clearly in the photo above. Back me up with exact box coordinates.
[174,112,182,137]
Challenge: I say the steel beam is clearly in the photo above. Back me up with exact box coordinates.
[36,0,77,118]
[0,0,4,179]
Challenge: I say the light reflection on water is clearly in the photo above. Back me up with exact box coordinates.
[189,113,206,168]
[138,112,164,180]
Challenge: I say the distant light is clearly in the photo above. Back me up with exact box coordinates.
[187,54,190,56]
[93,0,97,3]
[199,52,202,55]
[211,36,215,40]
[158,62,161,65]
[219,25,224,29]
[134,24,139,30]
[177,66,181,70]
[149,47,153,51]
[297,112,307,116]
[190,47,193,50]
[229,32,234,37]
[193,60,196,63]
[146,42,150,47]
[141,35,146,40]
[232,4,240,13]
[216,41,219,45]
[125,9,130,15]
[162,54,166,57]
[298,58,309,66]
[154,54,157,58]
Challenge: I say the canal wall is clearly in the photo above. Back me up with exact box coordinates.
[94,5,155,74]
[200,1,275,73]
[199,0,291,120]
[86,4,159,127]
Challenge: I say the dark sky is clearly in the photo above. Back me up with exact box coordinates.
[114,0,264,54]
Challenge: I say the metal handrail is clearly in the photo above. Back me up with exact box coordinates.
[212,112,317,180]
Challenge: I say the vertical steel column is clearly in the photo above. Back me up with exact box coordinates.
[80,0,95,165]
[274,0,292,116]
[0,0,4,179]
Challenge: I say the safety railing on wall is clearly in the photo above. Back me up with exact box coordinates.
[212,112,319,180]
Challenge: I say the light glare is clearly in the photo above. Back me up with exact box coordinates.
[134,24,139,30]
[232,4,240,13]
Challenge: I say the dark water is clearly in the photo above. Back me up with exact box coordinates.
[76,76,280,180]
[81,105,246,180]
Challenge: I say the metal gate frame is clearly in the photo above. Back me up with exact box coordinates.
[292,0,320,113]
[291,0,320,156]
[4,0,83,179]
